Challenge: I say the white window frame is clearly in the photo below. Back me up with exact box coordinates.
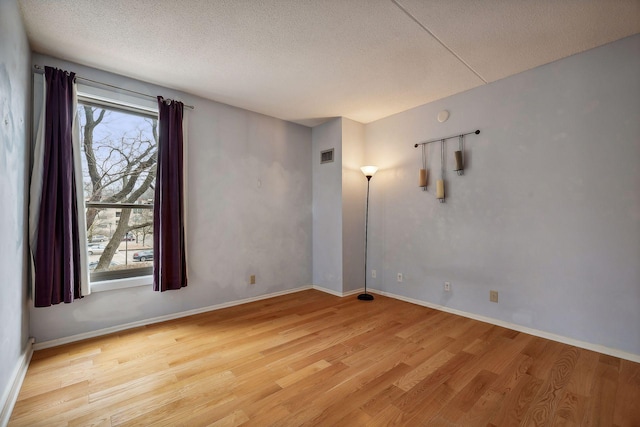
[77,87,158,293]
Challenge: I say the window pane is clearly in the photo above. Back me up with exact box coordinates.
[78,101,157,282]
[87,207,153,281]
[78,103,157,206]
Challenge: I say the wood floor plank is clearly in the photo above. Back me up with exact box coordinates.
[367,404,406,426]
[274,359,331,388]
[429,369,499,425]
[520,346,580,425]
[552,390,588,427]
[275,362,354,414]
[402,381,458,425]
[457,388,505,426]
[583,357,620,426]
[394,349,456,391]
[401,334,455,366]
[391,351,475,417]
[291,361,414,426]
[487,374,544,426]
[613,360,640,427]
[488,352,534,394]
[8,289,640,426]
[10,380,89,420]
[208,409,249,427]
[361,384,405,417]
[243,361,351,417]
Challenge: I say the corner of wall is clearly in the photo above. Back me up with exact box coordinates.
[0,0,32,420]
[311,118,344,293]
[341,119,366,292]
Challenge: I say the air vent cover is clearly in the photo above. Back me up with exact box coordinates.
[321,148,334,164]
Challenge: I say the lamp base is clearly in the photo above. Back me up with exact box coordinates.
[357,293,374,301]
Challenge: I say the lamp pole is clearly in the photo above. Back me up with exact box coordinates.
[358,166,378,301]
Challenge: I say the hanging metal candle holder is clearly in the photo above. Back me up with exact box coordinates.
[419,143,428,190]
[436,139,445,203]
[414,129,480,202]
[454,134,464,175]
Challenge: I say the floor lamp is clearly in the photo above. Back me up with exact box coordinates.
[358,165,378,301]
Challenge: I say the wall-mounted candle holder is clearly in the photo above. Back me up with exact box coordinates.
[419,143,428,190]
[437,139,445,202]
[454,134,464,176]
[414,129,480,203]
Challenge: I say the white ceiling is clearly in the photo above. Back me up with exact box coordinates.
[18,0,640,127]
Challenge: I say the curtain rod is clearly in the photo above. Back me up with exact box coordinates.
[33,65,195,110]
[414,129,480,148]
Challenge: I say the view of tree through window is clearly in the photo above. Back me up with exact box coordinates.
[78,100,157,280]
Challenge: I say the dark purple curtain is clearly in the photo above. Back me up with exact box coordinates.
[34,67,83,307]
[154,97,187,291]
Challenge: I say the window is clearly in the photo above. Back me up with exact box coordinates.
[78,95,158,284]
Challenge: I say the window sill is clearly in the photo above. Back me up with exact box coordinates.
[90,275,152,293]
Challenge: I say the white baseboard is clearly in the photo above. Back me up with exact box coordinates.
[0,337,34,427]
[312,285,363,298]
[33,286,313,350]
[369,288,640,364]
[33,285,359,350]
[31,285,640,363]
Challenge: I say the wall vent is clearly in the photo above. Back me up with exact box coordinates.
[321,148,334,164]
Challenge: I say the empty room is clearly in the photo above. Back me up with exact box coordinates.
[1,0,639,425]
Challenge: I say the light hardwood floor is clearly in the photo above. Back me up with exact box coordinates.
[9,290,640,426]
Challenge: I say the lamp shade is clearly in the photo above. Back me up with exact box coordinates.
[360,165,378,177]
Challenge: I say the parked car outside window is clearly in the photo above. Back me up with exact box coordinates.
[91,235,107,242]
[87,244,119,255]
[89,261,120,270]
[132,250,154,262]
[87,244,106,255]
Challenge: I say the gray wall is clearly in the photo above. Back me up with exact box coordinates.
[0,0,31,403]
[312,118,343,293]
[365,35,640,356]
[29,54,312,343]
[341,118,365,292]
[311,117,367,294]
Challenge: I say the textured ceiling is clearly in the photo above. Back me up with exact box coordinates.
[18,0,640,127]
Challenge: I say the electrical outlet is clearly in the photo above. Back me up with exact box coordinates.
[250,275,256,285]
[397,273,403,282]
[490,290,498,303]
[371,270,376,278]
[444,281,451,292]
